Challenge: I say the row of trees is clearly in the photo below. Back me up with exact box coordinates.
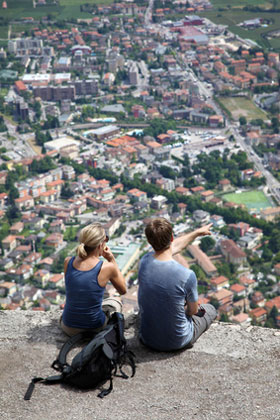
[183,149,265,190]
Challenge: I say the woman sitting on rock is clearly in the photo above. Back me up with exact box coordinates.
[61,222,126,336]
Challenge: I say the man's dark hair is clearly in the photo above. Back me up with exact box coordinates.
[145,217,173,251]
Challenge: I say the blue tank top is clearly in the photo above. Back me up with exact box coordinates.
[62,257,106,329]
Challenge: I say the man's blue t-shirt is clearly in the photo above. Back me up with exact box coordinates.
[138,252,198,351]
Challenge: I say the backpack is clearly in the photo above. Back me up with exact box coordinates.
[24,312,136,400]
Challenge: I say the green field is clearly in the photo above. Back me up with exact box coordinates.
[223,190,273,211]
[0,0,115,23]
[199,0,280,51]
[210,0,271,7]
[0,0,116,38]
[218,97,267,121]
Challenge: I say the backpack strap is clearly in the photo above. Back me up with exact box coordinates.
[52,332,88,371]
[98,377,113,399]
[109,311,125,344]
[24,373,66,400]
[109,312,136,379]
[116,312,125,343]
[24,377,45,400]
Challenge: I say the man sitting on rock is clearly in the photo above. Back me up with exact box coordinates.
[138,217,217,351]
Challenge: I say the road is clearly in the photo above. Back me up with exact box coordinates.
[2,117,37,159]
[176,40,280,203]
[144,0,154,26]
[231,126,280,203]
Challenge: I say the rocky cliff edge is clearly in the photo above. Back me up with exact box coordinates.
[0,310,280,420]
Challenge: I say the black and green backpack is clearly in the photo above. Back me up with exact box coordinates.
[24,312,136,400]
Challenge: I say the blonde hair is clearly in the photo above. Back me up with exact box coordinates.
[76,223,106,259]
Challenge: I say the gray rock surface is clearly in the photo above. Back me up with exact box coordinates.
[0,310,280,420]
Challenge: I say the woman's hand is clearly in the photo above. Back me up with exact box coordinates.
[195,223,212,237]
[102,246,115,262]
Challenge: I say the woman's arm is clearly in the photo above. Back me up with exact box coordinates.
[106,259,127,295]
[171,224,212,256]
[99,246,127,295]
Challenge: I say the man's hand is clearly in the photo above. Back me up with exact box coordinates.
[195,223,212,238]
[172,223,213,256]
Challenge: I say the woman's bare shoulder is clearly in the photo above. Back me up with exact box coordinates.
[100,260,115,272]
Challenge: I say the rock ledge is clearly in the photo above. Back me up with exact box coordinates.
[0,310,280,420]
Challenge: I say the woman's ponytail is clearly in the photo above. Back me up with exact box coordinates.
[77,242,87,259]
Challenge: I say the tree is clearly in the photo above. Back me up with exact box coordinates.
[43,115,60,129]
[6,205,21,222]
[30,156,56,174]
[34,101,42,120]
[159,165,177,180]
[5,171,17,191]
[239,116,247,126]
[190,264,206,282]
[64,226,78,242]
[8,185,19,204]
[269,305,278,323]
[262,245,273,262]
[271,117,279,134]
[172,203,179,214]
[35,129,49,146]
[52,251,68,273]
[209,297,220,309]
[269,229,280,253]
[200,236,215,253]
[220,313,230,322]
[61,184,74,199]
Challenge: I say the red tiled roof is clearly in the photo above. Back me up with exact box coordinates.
[210,276,229,286]
[250,307,267,318]
[230,283,246,293]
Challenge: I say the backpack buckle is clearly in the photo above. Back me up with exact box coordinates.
[62,365,71,375]
[51,360,63,371]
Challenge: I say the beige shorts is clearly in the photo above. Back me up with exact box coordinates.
[60,297,122,337]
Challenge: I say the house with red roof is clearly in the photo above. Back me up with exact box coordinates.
[201,190,214,202]
[220,239,247,265]
[190,186,205,195]
[48,273,64,289]
[15,80,27,93]
[251,291,265,307]
[210,275,229,292]
[239,276,256,293]
[175,186,190,196]
[232,312,251,326]
[2,235,17,254]
[127,188,147,202]
[265,296,280,314]
[34,269,50,288]
[230,283,246,298]
[250,307,267,325]
[208,288,233,307]
[0,192,8,209]
[14,194,34,210]
[45,233,63,248]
